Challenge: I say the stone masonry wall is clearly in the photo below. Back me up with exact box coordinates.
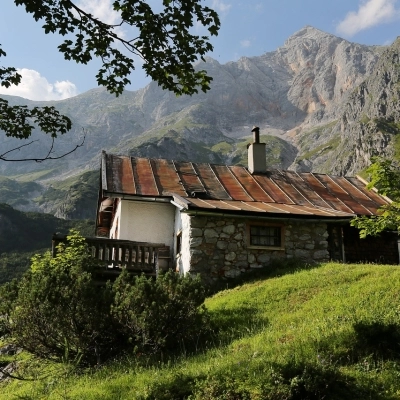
[187,215,329,280]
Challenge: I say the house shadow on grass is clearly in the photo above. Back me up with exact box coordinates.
[319,321,400,365]
[310,321,400,399]
[352,321,400,361]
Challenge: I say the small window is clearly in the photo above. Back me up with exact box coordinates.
[248,223,284,249]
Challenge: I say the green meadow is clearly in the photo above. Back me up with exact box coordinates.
[2,262,400,399]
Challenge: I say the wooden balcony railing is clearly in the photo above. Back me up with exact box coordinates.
[52,234,169,278]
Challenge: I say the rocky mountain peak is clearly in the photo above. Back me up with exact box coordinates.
[284,25,338,45]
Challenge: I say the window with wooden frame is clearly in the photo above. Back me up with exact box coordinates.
[247,223,284,249]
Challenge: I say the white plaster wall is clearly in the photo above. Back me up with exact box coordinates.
[174,211,191,275]
[118,200,175,249]
[109,201,121,239]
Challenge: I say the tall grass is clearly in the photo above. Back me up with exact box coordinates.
[2,262,400,399]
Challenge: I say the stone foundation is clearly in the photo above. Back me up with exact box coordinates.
[187,215,329,280]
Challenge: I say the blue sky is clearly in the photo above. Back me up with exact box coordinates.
[1,0,399,100]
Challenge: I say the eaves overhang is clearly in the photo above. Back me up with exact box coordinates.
[170,193,355,220]
[102,192,173,203]
[181,208,353,223]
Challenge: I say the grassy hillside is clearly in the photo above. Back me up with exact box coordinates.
[2,262,400,399]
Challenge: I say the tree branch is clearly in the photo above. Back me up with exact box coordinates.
[0,135,85,162]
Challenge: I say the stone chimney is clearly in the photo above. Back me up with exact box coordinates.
[247,126,266,173]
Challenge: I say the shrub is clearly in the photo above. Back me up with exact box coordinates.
[3,231,211,365]
[9,231,119,365]
[111,270,210,354]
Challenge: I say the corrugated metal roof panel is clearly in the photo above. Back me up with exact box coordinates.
[194,163,231,200]
[299,173,354,213]
[184,199,354,216]
[187,198,219,209]
[253,173,294,204]
[349,176,391,207]
[333,176,382,215]
[315,174,370,215]
[119,156,136,195]
[284,171,330,208]
[244,202,291,213]
[230,166,274,202]
[151,159,186,196]
[174,161,205,194]
[213,165,253,201]
[131,158,159,196]
[183,198,354,217]
[221,200,264,212]
[269,170,313,206]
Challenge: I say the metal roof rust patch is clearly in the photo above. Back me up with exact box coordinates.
[285,171,330,209]
[119,156,136,195]
[315,174,372,215]
[212,165,253,201]
[174,161,204,194]
[131,157,159,196]
[351,176,391,207]
[194,163,231,200]
[300,173,354,214]
[151,159,187,196]
[270,170,313,206]
[182,199,353,217]
[230,166,274,202]
[252,173,294,204]
[334,176,382,215]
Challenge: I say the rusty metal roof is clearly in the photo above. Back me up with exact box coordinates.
[100,152,390,218]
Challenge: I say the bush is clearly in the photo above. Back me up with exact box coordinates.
[9,231,119,365]
[2,231,211,365]
[112,270,210,354]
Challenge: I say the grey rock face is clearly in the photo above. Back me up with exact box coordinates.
[294,37,400,175]
[283,27,378,123]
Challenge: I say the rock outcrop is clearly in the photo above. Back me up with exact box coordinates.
[292,37,400,175]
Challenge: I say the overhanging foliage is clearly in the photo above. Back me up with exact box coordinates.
[351,158,400,237]
[0,0,220,161]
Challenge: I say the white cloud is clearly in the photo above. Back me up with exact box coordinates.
[77,0,126,37]
[240,39,251,48]
[77,0,120,25]
[212,0,232,16]
[336,0,400,36]
[0,69,78,101]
